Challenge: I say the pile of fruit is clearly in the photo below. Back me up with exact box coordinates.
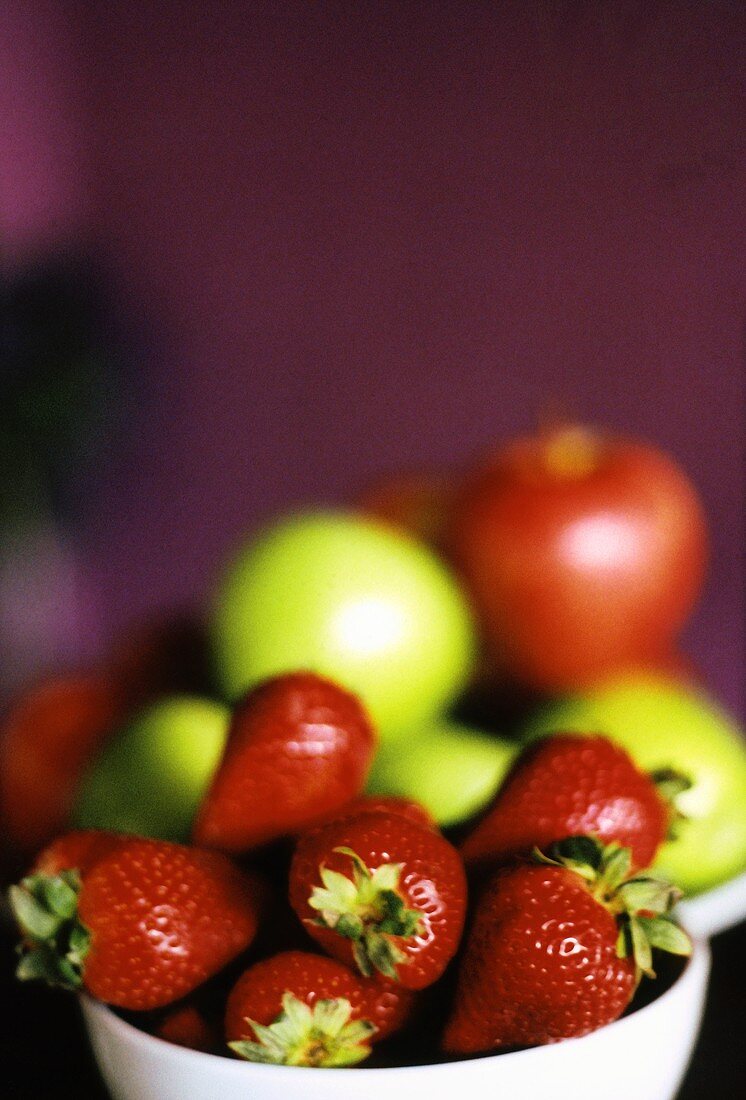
[2,423,746,1068]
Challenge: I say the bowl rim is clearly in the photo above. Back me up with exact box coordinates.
[81,934,710,1080]
[676,865,746,935]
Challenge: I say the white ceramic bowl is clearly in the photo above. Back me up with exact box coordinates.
[82,938,710,1100]
[677,868,746,938]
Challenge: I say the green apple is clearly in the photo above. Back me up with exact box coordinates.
[210,512,477,742]
[367,719,517,827]
[523,674,746,893]
[73,695,229,841]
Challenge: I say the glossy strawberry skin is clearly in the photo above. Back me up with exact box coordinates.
[32,830,129,877]
[461,734,668,871]
[443,863,636,1053]
[76,838,263,1009]
[290,813,467,990]
[194,673,376,852]
[313,796,436,832]
[225,950,414,1044]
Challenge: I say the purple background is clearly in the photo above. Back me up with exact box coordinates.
[2,1,744,714]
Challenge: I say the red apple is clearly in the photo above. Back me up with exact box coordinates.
[448,425,708,692]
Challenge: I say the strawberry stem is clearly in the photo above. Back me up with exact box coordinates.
[650,768,693,841]
[307,847,423,981]
[9,871,91,990]
[229,992,376,1067]
[533,836,691,982]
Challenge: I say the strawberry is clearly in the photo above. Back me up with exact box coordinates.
[155,1004,219,1053]
[443,836,691,1053]
[461,733,681,871]
[314,795,436,832]
[193,673,376,852]
[225,950,414,1066]
[10,834,263,1010]
[289,812,467,990]
[31,829,129,877]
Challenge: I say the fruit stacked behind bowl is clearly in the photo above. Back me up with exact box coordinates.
[2,424,744,904]
[8,671,696,1069]
[0,508,478,874]
[357,424,746,899]
[0,615,216,877]
[1,424,745,1080]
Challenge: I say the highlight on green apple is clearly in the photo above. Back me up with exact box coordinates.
[209,511,477,743]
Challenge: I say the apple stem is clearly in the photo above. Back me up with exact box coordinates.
[542,426,601,479]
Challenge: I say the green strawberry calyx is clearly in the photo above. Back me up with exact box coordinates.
[307,847,423,980]
[534,836,692,982]
[9,870,91,990]
[229,992,376,1067]
[649,767,693,841]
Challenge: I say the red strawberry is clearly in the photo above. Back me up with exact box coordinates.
[225,950,415,1066]
[444,836,691,1053]
[313,795,436,832]
[10,835,263,1010]
[461,733,679,871]
[193,673,376,852]
[289,812,467,990]
[155,1004,219,1053]
[31,830,129,877]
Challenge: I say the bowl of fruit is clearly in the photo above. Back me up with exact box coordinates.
[5,680,710,1100]
[79,938,710,1100]
[11,742,706,1100]
[2,424,745,1099]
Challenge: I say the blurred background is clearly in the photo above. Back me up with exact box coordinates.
[1,0,744,715]
[1,6,745,1097]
